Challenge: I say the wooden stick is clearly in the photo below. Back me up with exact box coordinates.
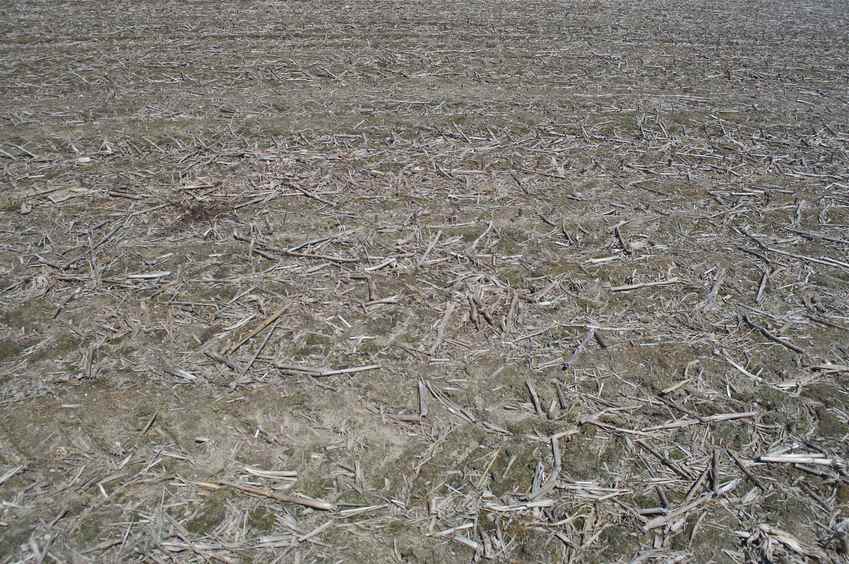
[227,306,288,355]
[727,449,767,491]
[201,481,336,511]
[239,318,282,378]
[743,314,804,354]
[275,363,380,377]
[610,278,682,292]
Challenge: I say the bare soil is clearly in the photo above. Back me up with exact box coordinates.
[2,0,849,562]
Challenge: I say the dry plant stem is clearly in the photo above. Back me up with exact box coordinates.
[274,363,380,377]
[727,449,767,491]
[239,317,282,379]
[195,481,336,511]
[226,306,289,355]
[610,278,682,292]
[563,325,596,369]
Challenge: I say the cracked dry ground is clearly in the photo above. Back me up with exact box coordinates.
[1,0,849,562]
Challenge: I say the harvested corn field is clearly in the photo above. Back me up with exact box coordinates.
[1,0,849,561]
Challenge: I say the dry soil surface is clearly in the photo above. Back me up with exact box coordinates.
[2,0,849,562]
